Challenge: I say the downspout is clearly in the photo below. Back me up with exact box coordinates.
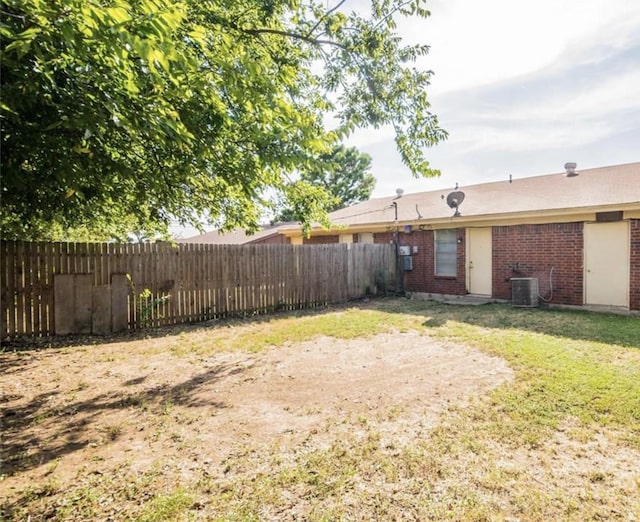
[392,201,403,295]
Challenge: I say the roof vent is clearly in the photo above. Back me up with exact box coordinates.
[395,188,404,198]
[564,162,578,177]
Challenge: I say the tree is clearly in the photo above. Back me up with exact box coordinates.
[0,0,447,240]
[275,144,375,222]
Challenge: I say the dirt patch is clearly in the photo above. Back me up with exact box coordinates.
[197,331,513,453]
[1,331,512,501]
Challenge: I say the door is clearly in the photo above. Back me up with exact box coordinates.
[467,228,492,295]
[584,221,629,307]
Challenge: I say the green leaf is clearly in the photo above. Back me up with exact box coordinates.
[0,101,16,115]
[106,7,132,25]
[0,0,445,241]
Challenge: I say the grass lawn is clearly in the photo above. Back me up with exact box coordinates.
[1,299,639,521]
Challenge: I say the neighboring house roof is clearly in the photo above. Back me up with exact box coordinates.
[279,162,640,235]
[178,223,294,244]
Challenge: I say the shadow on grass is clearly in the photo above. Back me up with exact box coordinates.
[374,298,640,349]
[1,303,336,352]
[2,297,636,362]
[1,361,248,477]
[1,296,638,513]
[0,304,336,377]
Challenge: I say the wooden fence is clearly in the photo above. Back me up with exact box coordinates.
[0,241,397,339]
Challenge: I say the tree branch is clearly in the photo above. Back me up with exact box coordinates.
[0,8,27,20]
[304,0,348,39]
[373,0,418,31]
[240,26,350,51]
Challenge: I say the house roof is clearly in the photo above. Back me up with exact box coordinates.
[180,163,639,242]
[292,162,640,232]
[178,223,293,244]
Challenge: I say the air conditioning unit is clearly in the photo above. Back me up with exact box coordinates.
[511,278,539,307]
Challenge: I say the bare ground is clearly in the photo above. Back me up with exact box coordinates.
[2,321,639,520]
[1,330,511,511]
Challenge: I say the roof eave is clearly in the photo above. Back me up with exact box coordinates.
[279,202,640,237]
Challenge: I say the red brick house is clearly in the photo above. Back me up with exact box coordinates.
[279,162,640,311]
[183,162,640,311]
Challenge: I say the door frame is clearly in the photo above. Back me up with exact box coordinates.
[584,221,630,308]
[466,227,493,296]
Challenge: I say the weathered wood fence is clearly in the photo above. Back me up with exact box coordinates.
[0,241,396,339]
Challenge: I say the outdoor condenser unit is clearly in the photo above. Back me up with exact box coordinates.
[511,278,539,308]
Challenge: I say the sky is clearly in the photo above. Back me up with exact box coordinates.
[175,0,640,237]
[346,0,640,198]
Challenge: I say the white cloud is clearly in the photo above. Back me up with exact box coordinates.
[327,1,640,197]
[468,69,640,123]
[456,120,619,152]
[555,7,640,68]
[405,0,640,94]
[344,124,396,149]
[438,66,640,154]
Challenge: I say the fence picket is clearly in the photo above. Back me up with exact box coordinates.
[0,241,396,339]
[24,242,34,335]
[1,242,14,336]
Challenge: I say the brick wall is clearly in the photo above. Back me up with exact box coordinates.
[374,229,467,295]
[373,231,395,245]
[249,234,289,245]
[493,223,584,306]
[303,235,339,244]
[630,219,640,311]
[359,219,640,309]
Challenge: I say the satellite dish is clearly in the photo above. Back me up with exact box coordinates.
[446,191,465,216]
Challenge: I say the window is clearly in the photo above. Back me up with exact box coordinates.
[435,229,457,276]
[358,233,374,244]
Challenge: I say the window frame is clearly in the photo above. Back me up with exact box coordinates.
[434,229,458,277]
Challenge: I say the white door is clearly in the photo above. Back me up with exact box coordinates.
[467,228,492,295]
[584,222,629,307]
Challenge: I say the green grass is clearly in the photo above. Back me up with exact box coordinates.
[168,307,419,356]
[212,300,640,444]
[3,299,639,521]
[410,302,640,442]
[194,300,640,519]
[137,488,194,522]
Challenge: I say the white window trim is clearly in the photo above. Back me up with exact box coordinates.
[435,229,457,277]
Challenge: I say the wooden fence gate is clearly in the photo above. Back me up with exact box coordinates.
[0,241,396,339]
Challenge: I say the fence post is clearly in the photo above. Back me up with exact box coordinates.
[111,274,129,332]
[92,285,112,335]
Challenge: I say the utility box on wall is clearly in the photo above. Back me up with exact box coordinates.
[398,245,413,270]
